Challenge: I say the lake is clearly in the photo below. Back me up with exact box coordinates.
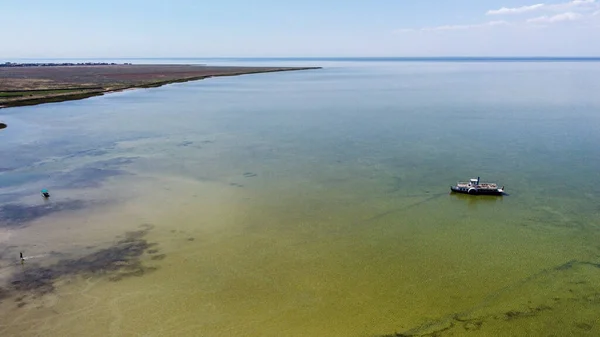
[1,58,600,336]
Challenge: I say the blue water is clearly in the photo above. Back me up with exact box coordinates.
[1,59,600,336]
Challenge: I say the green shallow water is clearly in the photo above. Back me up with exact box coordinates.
[1,60,600,336]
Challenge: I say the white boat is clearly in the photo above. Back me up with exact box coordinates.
[451,177,504,195]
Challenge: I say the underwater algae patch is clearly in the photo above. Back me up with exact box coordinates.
[378,259,600,336]
[53,156,138,189]
[1,224,163,300]
[56,167,128,189]
[0,200,88,228]
[0,157,138,227]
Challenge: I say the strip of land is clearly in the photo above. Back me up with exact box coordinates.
[0,64,320,109]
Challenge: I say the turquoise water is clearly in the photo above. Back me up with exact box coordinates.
[1,60,600,336]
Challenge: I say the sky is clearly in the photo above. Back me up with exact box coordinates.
[1,0,599,58]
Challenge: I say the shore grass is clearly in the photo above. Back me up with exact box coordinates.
[0,88,100,97]
[0,92,106,108]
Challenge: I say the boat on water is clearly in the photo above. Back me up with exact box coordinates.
[451,177,504,195]
[0,121,6,129]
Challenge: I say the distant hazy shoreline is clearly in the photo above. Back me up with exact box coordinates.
[5,57,600,62]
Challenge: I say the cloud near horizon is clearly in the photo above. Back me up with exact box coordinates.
[395,0,599,33]
[527,12,583,23]
[487,0,598,16]
[486,4,545,15]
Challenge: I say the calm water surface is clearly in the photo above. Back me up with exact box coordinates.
[1,60,600,336]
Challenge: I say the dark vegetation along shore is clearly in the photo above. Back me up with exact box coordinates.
[0,64,321,109]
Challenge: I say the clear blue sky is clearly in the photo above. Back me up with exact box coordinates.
[2,0,599,57]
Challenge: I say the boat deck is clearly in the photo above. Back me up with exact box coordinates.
[456,182,498,190]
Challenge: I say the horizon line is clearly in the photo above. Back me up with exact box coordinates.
[5,56,600,63]
[5,56,600,59]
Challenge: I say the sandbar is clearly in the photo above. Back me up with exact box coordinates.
[0,64,321,109]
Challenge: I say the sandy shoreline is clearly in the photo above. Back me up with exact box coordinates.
[0,64,321,109]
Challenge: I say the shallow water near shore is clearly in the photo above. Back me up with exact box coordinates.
[1,60,600,336]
